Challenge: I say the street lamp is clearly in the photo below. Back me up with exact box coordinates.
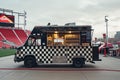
[105,16,108,46]
[105,16,109,55]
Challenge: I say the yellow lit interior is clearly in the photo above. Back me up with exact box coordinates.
[47,32,80,46]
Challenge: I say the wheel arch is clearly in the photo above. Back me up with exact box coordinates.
[24,55,37,68]
[24,55,36,61]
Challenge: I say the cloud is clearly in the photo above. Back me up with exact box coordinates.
[1,0,120,37]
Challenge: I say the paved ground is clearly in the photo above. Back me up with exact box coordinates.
[0,55,120,80]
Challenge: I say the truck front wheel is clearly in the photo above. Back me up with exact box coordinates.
[24,56,37,68]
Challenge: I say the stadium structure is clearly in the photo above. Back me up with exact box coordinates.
[0,8,31,48]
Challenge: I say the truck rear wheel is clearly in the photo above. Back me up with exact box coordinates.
[24,56,37,68]
[73,57,85,68]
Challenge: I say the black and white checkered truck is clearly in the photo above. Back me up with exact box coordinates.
[14,25,101,68]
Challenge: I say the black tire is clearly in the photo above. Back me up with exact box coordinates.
[24,56,37,68]
[73,58,85,68]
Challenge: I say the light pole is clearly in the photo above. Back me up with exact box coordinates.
[105,16,108,46]
[105,16,109,55]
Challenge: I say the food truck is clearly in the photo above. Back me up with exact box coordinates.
[14,25,101,68]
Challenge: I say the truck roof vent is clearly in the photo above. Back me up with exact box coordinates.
[65,22,76,26]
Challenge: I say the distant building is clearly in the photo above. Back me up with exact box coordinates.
[108,38,114,43]
[114,31,120,42]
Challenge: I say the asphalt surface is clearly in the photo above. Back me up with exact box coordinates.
[0,54,120,80]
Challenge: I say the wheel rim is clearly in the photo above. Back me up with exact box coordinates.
[74,60,82,67]
[24,58,35,68]
[27,60,33,67]
[76,60,80,64]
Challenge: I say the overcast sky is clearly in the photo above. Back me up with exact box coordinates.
[1,0,120,38]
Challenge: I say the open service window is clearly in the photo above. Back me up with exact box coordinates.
[65,34,80,46]
[47,33,65,46]
[47,32,80,46]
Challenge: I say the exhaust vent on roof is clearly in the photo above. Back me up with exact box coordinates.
[65,22,76,26]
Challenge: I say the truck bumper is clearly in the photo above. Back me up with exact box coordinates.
[14,55,23,62]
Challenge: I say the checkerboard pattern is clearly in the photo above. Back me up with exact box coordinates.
[17,46,93,64]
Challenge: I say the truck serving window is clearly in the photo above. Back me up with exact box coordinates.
[47,33,64,46]
[47,33,80,46]
[65,34,80,46]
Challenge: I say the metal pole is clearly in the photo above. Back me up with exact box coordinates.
[105,16,109,55]
[24,11,26,30]
[105,16,108,46]
[18,13,19,29]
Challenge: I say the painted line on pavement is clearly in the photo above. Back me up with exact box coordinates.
[0,68,120,72]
